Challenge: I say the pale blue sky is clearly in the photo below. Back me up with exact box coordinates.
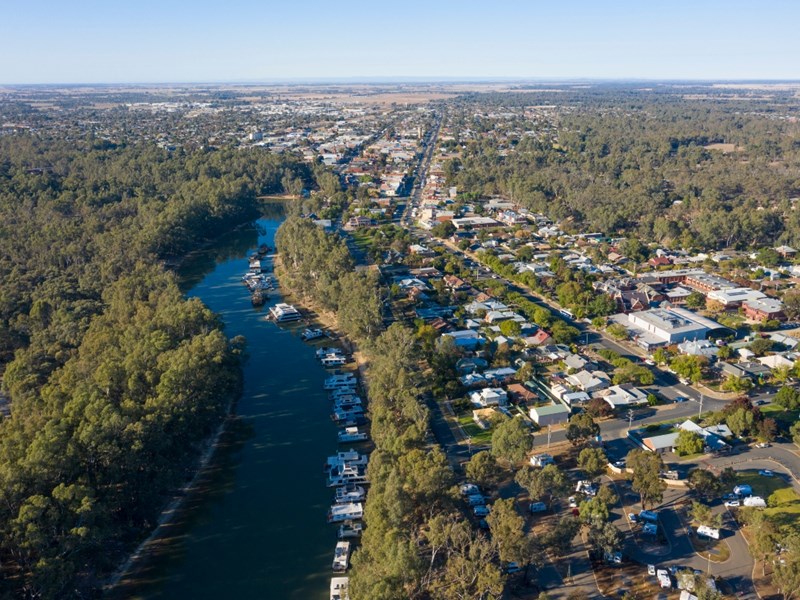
[1,0,798,83]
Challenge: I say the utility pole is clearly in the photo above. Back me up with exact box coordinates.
[547,424,552,449]
[698,393,704,419]
[627,409,634,432]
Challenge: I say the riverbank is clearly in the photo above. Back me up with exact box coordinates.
[105,402,237,594]
[273,256,371,391]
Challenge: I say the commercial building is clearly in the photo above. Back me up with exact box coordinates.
[529,403,570,427]
[626,307,726,350]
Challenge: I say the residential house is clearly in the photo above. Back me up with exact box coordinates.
[566,370,611,393]
[597,385,648,409]
[469,387,508,408]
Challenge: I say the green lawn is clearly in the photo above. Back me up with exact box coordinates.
[759,404,800,428]
[457,413,495,445]
[735,470,792,499]
[350,231,373,250]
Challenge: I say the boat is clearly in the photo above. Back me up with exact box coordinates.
[327,463,368,487]
[320,354,347,367]
[301,328,326,341]
[316,347,343,359]
[251,289,266,307]
[325,450,368,471]
[324,374,357,390]
[332,395,363,409]
[330,387,357,398]
[332,541,351,572]
[338,426,369,443]
[335,484,366,504]
[332,407,365,422]
[328,502,363,523]
[248,257,265,273]
[330,576,349,600]
[256,244,271,257]
[337,521,364,539]
[269,303,302,323]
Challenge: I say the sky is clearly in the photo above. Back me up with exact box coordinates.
[1,0,799,84]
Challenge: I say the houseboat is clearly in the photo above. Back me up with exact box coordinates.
[337,521,364,539]
[327,463,368,487]
[316,347,343,360]
[337,426,369,444]
[325,450,368,472]
[332,394,362,408]
[324,374,357,390]
[320,354,347,368]
[269,303,302,323]
[332,407,365,423]
[332,541,351,572]
[330,576,350,600]
[301,328,326,342]
[328,502,363,523]
[330,387,357,398]
[251,289,266,307]
[335,484,366,504]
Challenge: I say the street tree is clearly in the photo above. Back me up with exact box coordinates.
[565,413,600,447]
[626,449,667,509]
[465,451,500,489]
[577,447,608,481]
[491,417,533,466]
[774,386,800,411]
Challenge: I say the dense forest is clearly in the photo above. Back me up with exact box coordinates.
[0,137,317,598]
[446,89,800,249]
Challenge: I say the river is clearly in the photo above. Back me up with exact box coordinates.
[117,210,335,600]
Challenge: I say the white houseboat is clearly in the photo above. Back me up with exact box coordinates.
[301,328,326,341]
[316,347,343,360]
[327,464,368,487]
[338,426,369,443]
[321,354,347,367]
[335,484,366,504]
[330,576,349,600]
[269,303,302,323]
[328,502,363,523]
[324,374,357,390]
[337,521,364,539]
[332,541,351,572]
[325,450,368,472]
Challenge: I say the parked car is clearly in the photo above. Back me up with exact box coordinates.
[674,396,688,403]
[628,513,638,523]
[755,441,771,448]
[724,499,741,507]
[759,469,775,477]
[648,564,656,576]
[504,562,523,574]
[613,459,626,468]
[473,505,491,517]
[460,483,480,496]
[568,496,578,508]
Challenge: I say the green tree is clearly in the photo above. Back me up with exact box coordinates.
[565,413,600,446]
[685,291,706,309]
[726,407,756,438]
[774,386,800,411]
[499,319,522,337]
[587,521,624,559]
[577,447,608,481]
[606,323,629,340]
[465,451,500,489]
[515,464,570,507]
[749,337,774,356]
[626,449,667,510]
[689,501,722,528]
[675,429,705,456]
[491,417,533,466]
[486,498,531,565]
[543,516,580,557]
[686,469,723,500]
[670,354,707,383]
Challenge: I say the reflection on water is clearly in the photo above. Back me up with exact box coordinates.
[115,212,334,600]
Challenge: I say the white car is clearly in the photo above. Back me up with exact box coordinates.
[724,499,741,507]
[648,564,656,576]
[568,496,578,508]
[758,469,774,477]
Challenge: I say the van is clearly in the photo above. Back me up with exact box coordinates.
[560,308,575,319]
[529,501,547,514]
[639,510,658,523]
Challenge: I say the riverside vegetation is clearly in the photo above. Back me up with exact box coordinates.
[0,138,327,598]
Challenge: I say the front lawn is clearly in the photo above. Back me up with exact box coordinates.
[456,412,495,445]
